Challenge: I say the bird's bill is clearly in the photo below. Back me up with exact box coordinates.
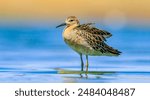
[56,23,66,28]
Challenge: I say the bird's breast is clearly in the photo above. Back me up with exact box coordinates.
[63,31,94,55]
[62,25,96,55]
[63,25,76,40]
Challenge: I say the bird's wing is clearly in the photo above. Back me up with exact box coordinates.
[91,42,121,55]
[73,25,106,51]
[75,24,106,42]
[73,24,120,55]
[76,23,112,39]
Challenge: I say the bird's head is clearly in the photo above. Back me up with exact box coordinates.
[56,16,80,28]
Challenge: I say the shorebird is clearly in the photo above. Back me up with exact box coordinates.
[56,16,121,73]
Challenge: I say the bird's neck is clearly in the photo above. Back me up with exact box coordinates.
[63,24,79,40]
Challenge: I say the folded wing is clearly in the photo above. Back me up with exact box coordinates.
[74,23,121,56]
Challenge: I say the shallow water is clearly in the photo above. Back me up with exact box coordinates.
[0,23,150,83]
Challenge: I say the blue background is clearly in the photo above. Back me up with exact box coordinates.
[0,19,150,83]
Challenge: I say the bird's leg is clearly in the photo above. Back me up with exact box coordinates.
[80,54,84,71]
[85,55,89,74]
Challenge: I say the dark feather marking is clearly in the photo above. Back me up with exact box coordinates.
[76,23,112,41]
[74,23,121,55]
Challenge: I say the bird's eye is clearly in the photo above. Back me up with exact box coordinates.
[69,20,74,22]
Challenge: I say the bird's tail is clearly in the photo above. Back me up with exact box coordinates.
[107,46,121,56]
[103,43,121,56]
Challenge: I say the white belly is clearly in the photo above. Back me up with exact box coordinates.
[64,38,102,56]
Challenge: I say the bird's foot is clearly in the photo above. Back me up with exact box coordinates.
[85,74,88,79]
[80,74,83,78]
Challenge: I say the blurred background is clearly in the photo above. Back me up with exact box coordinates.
[0,0,150,82]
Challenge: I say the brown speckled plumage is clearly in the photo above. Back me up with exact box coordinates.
[72,23,121,56]
[56,16,121,74]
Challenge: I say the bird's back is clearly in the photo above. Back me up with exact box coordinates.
[76,23,112,39]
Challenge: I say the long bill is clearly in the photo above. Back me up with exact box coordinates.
[56,23,66,28]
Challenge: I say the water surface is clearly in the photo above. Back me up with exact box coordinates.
[0,23,150,83]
